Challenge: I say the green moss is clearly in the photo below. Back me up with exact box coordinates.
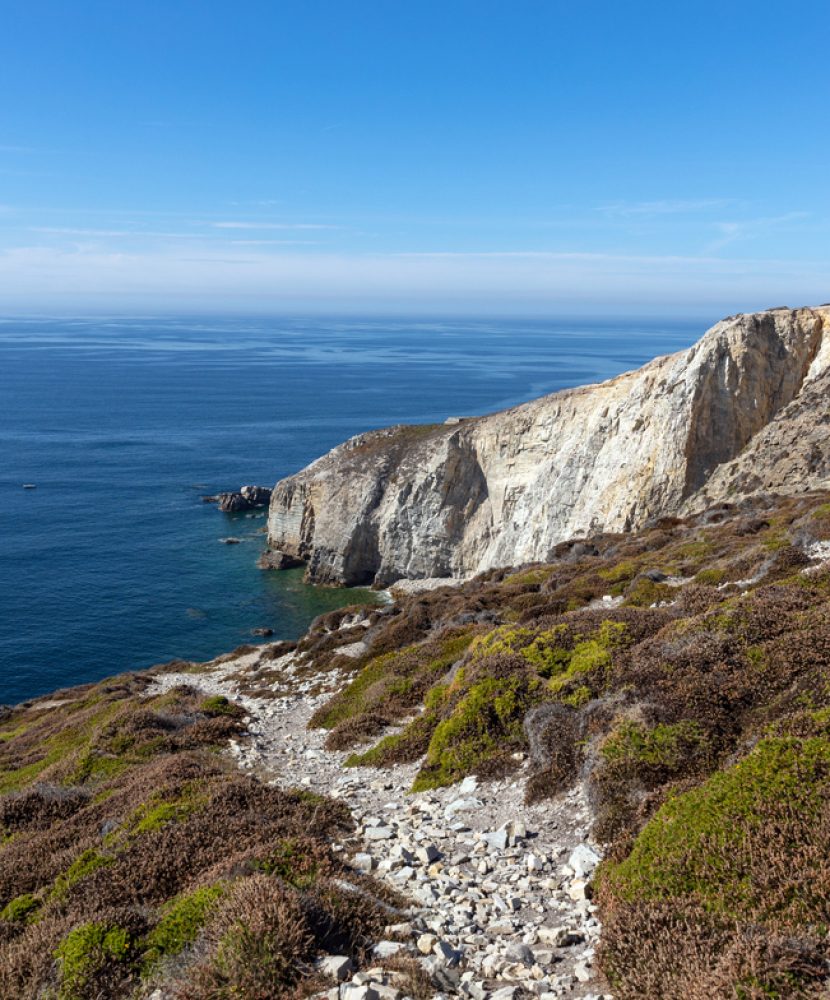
[251,838,320,888]
[561,685,592,708]
[693,567,727,586]
[0,723,28,743]
[0,699,123,794]
[424,682,449,710]
[50,849,113,901]
[55,921,134,999]
[599,735,830,916]
[125,785,207,836]
[601,720,708,769]
[503,565,553,587]
[142,883,226,973]
[412,674,542,791]
[346,710,440,768]
[200,694,237,716]
[520,630,572,676]
[548,621,628,695]
[599,560,640,584]
[623,577,674,607]
[674,539,714,561]
[761,530,791,552]
[0,892,40,923]
[314,630,474,730]
[746,644,766,669]
[70,751,131,784]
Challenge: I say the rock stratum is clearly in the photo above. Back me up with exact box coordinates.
[266,306,830,586]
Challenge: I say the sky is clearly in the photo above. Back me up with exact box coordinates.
[0,0,828,316]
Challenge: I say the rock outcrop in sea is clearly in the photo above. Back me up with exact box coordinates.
[266,306,830,585]
[204,484,273,513]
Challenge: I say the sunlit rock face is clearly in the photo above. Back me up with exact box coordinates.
[266,306,830,586]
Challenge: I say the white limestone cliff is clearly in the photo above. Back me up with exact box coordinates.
[266,306,830,585]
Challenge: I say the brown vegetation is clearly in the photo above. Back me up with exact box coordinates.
[302,489,830,997]
[0,677,392,999]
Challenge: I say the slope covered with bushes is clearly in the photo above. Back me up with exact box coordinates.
[4,489,830,998]
[300,490,830,998]
[0,676,394,999]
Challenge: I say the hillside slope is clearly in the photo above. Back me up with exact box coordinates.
[266,306,830,586]
[4,491,830,998]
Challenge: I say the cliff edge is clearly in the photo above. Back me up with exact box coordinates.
[267,306,830,585]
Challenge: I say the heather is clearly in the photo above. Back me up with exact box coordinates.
[301,489,830,998]
[0,676,392,999]
[5,489,830,998]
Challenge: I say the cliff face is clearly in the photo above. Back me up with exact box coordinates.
[267,306,830,585]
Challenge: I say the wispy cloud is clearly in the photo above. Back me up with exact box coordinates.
[706,212,810,251]
[229,239,319,246]
[211,221,339,230]
[1,242,827,316]
[29,226,203,239]
[598,199,732,217]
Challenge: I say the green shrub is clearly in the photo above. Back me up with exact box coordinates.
[601,720,709,770]
[142,883,226,972]
[0,892,39,923]
[599,735,830,917]
[55,922,134,1000]
[548,621,628,695]
[413,672,543,790]
[50,849,113,901]
[200,695,238,716]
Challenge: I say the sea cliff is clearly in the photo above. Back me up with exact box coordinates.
[266,306,830,585]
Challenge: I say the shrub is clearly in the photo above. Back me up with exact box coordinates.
[412,668,543,790]
[142,883,227,972]
[55,921,136,1000]
[0,892,39,923]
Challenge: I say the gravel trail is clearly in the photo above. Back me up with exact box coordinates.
[151,646,612,1000]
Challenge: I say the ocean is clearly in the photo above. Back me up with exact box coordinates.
[0,315,703,705]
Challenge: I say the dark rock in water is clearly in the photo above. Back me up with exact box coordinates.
[202,495,219,503]
[257,549,304,570]
[220,537,243,545]
[252,627,274,637]
[240,485,272,506]
[217,492,251,512]
[216,485,273,513]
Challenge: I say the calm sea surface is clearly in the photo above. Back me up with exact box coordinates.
[0,315,703,704]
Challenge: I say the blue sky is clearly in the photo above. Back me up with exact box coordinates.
[0,1,828,315]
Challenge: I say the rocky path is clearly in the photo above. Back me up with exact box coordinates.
[151,648,612,1000]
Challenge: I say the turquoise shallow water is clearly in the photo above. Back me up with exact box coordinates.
[0,315,704,705]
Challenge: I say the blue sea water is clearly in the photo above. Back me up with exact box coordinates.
[0,315,703,705]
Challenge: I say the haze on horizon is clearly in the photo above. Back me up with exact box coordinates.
[0,0,828,318]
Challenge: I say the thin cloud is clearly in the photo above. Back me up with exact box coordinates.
[706,211,811,251]
[29,226,204,239]
[211,221,339,230]
[598,199,732,216]
[229,239,319,246]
